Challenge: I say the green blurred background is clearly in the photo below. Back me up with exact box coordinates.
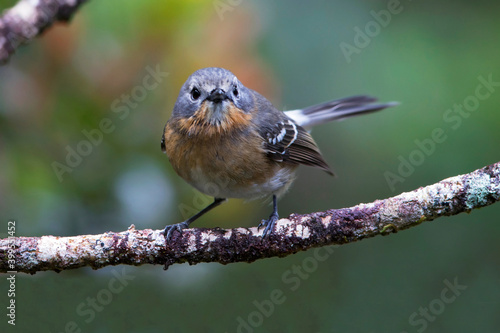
[1,0,500,332]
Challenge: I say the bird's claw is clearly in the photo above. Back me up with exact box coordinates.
[163,221,189,241]
[258,214,279,238]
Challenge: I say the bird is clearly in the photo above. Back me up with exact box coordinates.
[161,67,397,240]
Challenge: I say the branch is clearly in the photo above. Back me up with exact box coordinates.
[0,0,88,64]
[1,161,499,274]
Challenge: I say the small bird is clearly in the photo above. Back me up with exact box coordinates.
[161,67,396,239]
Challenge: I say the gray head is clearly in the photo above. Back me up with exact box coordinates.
[171,67,255,126]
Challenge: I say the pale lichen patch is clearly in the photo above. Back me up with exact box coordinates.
[201,232,219,244]
[465,172,496,209]
[38,236,66,262]
[14,0,38,23]
[186,234,197,253]
[294,224,311,238]
[321,216,331,227]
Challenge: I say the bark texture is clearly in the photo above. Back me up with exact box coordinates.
[1,161,499,274]
[0,0,88,63]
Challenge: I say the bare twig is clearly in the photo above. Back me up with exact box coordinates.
[1,161,499,274]
[0,0,88,64]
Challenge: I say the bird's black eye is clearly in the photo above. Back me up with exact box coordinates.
[233,85,239,98]
[191,87,201,101]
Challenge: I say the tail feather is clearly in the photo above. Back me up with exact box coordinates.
[285,95,398,129]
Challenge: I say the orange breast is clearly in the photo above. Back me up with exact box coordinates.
[163,106,296,199]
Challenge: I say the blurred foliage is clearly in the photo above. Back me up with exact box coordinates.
[1,0,499,332]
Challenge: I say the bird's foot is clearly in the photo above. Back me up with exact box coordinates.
[162,221,189,241]
[258,213,279,238]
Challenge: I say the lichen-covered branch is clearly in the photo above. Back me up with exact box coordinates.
[1,161,499,274]
[0,0,88,64]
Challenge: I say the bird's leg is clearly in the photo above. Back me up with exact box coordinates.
[258,195,279,237]
[163,197,227,240]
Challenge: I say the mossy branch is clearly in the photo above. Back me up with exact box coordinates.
[0,0,88,64]
[1,161,499,274]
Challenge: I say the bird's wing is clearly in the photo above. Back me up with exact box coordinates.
[259,118,334,175]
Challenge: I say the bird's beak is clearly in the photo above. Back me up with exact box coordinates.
[206,88,229,103]
[204,88,233,126]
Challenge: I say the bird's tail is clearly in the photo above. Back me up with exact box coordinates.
[284,95,398,129]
